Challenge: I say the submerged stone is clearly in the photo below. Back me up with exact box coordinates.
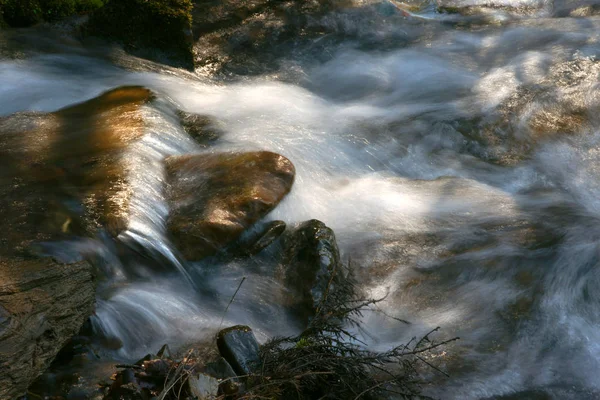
[458,57,600,165]
[216,325,260,376]
[166,151,295,261]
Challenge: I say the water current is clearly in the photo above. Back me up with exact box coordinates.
[2,1,600,398]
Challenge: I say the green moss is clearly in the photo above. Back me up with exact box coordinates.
[87,0,194,69]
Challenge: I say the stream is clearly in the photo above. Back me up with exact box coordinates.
[2,1,600,398]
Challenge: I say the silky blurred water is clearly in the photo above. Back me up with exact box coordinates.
[2,2,600,398]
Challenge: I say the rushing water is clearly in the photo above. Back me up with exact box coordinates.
[2,1,600,398]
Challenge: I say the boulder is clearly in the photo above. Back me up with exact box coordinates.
[0,86,154,398]
[278,219,346,322]
[0,257,95,399]
[0,86,153,239]
[87,0,194,69]
[166,151,295,261]
[216,325,260,376]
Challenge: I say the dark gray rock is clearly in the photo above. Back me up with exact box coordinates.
[203,357,240,396]
[233,220,287,257]
[216,325,260,376]
[279,219,346,323]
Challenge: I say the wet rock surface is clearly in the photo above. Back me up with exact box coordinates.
[190,0,359,75]
[230,219,287,257]
[176,110,223,148]
[216,325,260,376]
[0,86,155,399]
[278,219,346,322]
[0,257,95,399]
[166,151,295,261]
[0,85,154,240]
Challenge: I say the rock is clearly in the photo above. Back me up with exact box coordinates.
[0,86,154,240]
[232,220,287,257]
[176,110,223,147]
[279,219,346,322]
[87,0,195,69]
[0,86,155,398]
[0,257,96,399]
[187,373,219,400]
[202,357,240,396]
[190,0,350,75]
[437,0,546,17]
[216,325,260,376]
[166,151,295,261]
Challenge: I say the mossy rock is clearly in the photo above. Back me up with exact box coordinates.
[87,0,194,69]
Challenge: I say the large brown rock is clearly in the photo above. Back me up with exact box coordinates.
[0,86,153,398]
[166,151,295,261]
[0,86,153,240]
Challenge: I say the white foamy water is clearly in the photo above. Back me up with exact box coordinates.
[2,4,600,398]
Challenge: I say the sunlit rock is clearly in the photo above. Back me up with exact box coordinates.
[0,86,154,398]
[191,0,352,75]
[0,86,153,240]
[460,56,600,164]
[166,151,295,261]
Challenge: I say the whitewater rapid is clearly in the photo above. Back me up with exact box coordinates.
[2,4,600,398]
